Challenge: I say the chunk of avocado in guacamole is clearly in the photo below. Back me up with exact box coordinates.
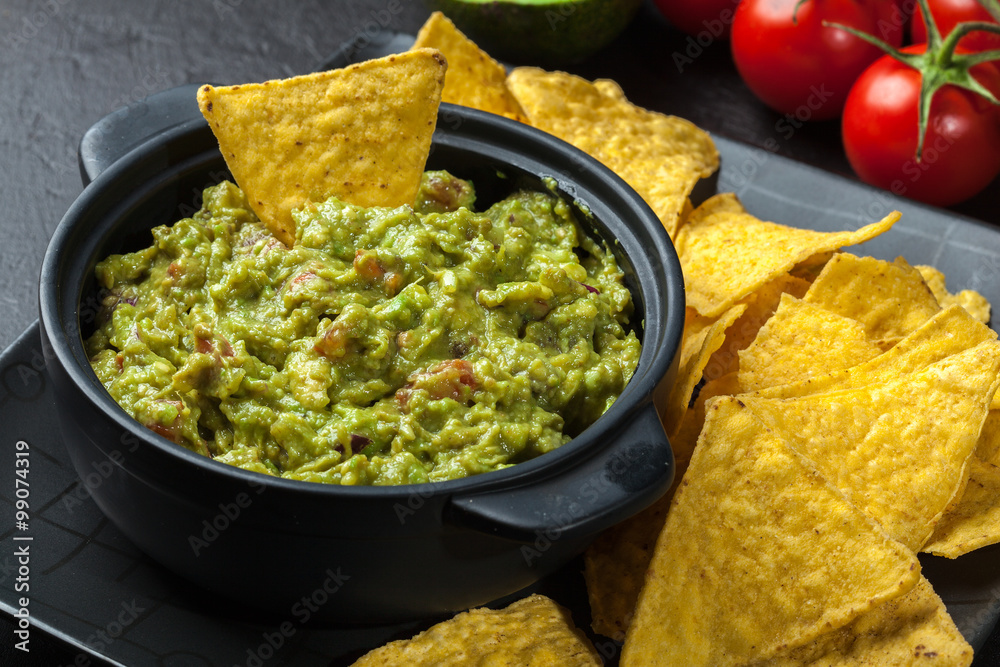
[85,171,641,485]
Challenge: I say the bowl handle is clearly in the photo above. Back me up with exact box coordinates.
[78,83,207,186]
[445,402,674,545]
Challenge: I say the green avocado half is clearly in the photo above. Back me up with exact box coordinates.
[425,0,643,65]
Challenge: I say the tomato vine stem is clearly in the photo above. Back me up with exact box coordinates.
[825,0,1000,161]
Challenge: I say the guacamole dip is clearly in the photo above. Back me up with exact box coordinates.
[85,172,641,485]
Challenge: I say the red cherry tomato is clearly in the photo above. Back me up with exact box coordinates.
[912,0,1000,54]
[731,0,904,120]
[842,45,1000,206]
[653,0,742,38]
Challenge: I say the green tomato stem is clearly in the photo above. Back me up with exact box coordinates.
[793,0,811,25]
[978,0,1000,24]
[824,0,1000,163]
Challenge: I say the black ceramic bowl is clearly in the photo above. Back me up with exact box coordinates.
[38,98,685,623]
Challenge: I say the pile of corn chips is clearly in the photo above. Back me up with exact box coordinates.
[585,193,999,664]
[197,11,1000,664]
[405,12,1000,665]
[414,12,719,241]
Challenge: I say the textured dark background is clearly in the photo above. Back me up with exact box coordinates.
[1,0,998,664]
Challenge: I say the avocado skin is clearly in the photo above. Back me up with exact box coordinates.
[425,0,643,65]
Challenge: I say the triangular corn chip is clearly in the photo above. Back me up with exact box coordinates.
[918,264,991,324]
[802,254,941,346]
[924,456,1000,559]
[412,12,526,122]
[676,194,898,318]
[660,303,745,437]
[622,396,920,666]
[754,304,997,400]
[769,576,972,665]
[506,67,718,239]
[197,49,446,245]
[976,410,1000,465]
[587,372,740,642]
[706,272,812,380]
[741,341,1000,551]
[352,594,600,666]
[738,293,882,393]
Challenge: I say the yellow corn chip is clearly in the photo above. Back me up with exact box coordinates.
[197,49,446,246]
[585,373,740,641]
[584,473,683,644]
[755,304,997,400]
[705,273,812,380]
[741,340,1000,551]
[621,397,920,666]
[506,67,718,239]
[593,78,628,101]
[671,371,743,463]
[351,594,600,666]
[769,576,972,665]
[412,12,526,122]
[738,293,882,393]
[924,456,1000,559]
[586,372,741,642]
[585,490,672,643]
[976,410,1000,465]
[917,264,991,324]
[802,254,941,346]
[676,194,899,318]
[660,304,746,438]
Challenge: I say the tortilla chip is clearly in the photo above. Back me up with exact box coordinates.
[584,469,686,643]
[671,371,743,463]
[705,273,812,380]
[412,12,526,122]
[741,340,1000,551]
[924,456,1000,559]
[756,304,997,400]
[506,67,718,239]
[587,371,741,642]
[738,294,882,393]
[976,410,1000,465]
[802,254,941,346]
[197,49,446,246]
[676,194,899,318]
[585,489,673,643]
[621,397,920,666]
[352,594,600,666]
[769,576,972,665]
[917,264,991,325]
[660,304,746,438]
[593,78,628,101]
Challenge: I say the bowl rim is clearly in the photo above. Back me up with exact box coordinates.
[39,103,685,500]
